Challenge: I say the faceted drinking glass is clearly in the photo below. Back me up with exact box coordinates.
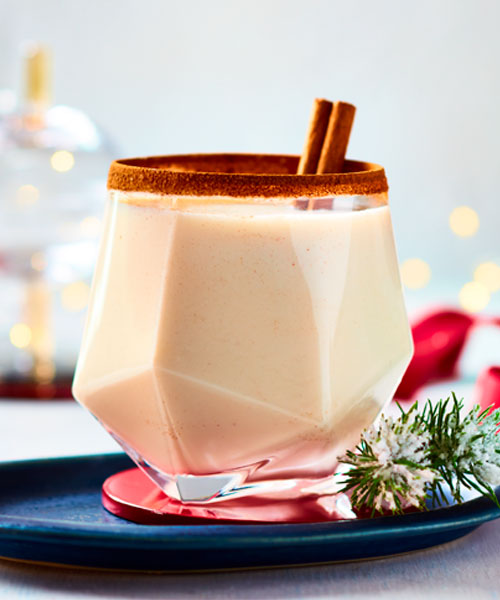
[73,154,413,506]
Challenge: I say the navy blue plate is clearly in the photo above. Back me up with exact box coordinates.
[0,453,499,572]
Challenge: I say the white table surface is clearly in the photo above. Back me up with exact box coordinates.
[1,388,500,600]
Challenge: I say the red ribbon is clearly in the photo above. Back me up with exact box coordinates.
[476,366,500,412]
[395,308,500,410]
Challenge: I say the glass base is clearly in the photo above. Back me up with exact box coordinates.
[104,430,355,522]
[102,466,356,524]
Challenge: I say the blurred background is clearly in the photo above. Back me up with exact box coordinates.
[1,0,500,397]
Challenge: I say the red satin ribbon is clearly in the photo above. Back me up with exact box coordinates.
[395,308,500,410]
[476,366,500,412]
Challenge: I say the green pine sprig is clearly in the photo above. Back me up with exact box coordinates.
[338,393,500,516]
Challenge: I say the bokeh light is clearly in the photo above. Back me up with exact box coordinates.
[449,206,479,237]
[459,281,490,313]
[50,150,75,172]
[16,184,39,206]
[400,258,431,289]
[61,281,90,311]
[9,323,32,348]
[474,262,500,292]
[34,360,56,383]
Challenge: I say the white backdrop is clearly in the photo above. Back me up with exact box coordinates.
[1,0,500,310]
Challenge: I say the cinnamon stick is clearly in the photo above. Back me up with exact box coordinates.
[317,101,356,174]
[297,98,333,174]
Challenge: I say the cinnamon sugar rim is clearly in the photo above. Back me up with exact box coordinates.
[107,153,388,198]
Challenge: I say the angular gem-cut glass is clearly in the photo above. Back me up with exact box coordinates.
[73,154,413,509]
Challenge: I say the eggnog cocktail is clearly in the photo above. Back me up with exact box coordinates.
[73,154,413,503]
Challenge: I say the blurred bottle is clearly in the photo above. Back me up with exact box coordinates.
[0,43,117,398]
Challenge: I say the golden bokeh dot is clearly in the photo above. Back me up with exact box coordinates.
[34,360,56,383]
[16,184,39,206]
[80,216,102,237]
[50,150,75,173]
[474,262,500,292]
[400,258,431,289]
[30,251,47,272]
[459,281,490,313]
[61,281,90,311]
[449,206,479,237]
[9,323,32,348]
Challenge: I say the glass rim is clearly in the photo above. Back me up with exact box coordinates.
[107,153,388,199]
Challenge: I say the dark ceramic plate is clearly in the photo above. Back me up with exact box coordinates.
[0,453,499,572]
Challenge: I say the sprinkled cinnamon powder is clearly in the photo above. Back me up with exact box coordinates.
[107,154,388,198]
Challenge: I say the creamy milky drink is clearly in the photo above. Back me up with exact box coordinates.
[73,154,413,503]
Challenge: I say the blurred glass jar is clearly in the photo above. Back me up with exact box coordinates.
[0,43,116,397]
